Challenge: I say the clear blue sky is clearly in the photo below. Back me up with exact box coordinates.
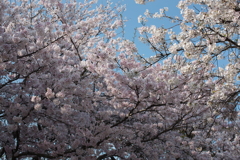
[122,0,180,57]
[98,0,181,57]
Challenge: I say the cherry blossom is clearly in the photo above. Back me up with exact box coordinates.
[0,0,240,159]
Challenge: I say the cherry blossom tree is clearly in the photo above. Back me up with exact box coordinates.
[133,0,240,159]
[0,0,240,159]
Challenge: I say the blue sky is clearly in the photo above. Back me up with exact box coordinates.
[119,0,181,57]
[98,0,181,57]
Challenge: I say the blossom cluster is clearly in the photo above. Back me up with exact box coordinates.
[135,0,155,5]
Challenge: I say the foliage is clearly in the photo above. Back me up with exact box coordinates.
[0,0,240,159]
